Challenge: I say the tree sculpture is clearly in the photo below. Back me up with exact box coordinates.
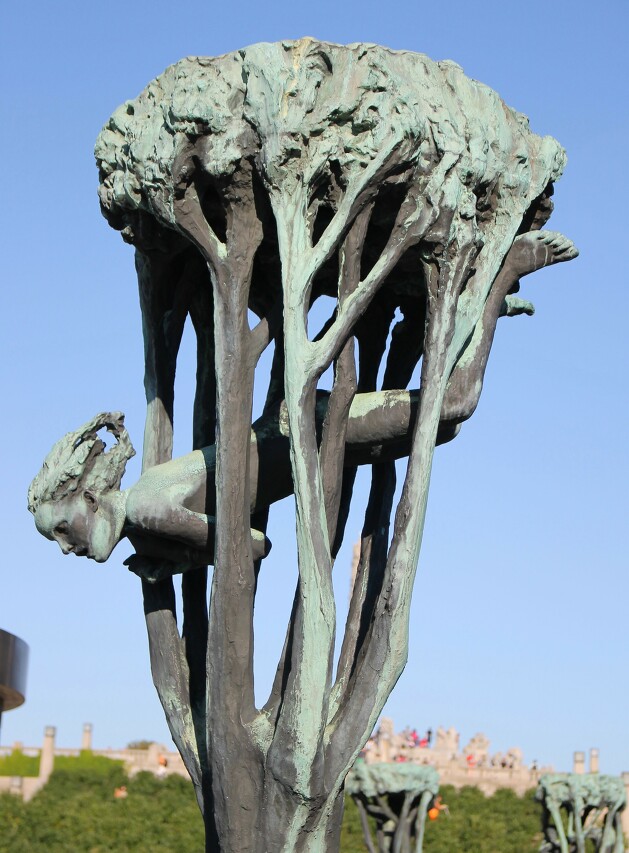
[346,762,439,852]
[536,774,627,853]
[29,39,577,852]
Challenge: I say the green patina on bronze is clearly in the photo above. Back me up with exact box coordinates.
[536,774,626,853]
[29,39,578,852]
[346,762,440,852]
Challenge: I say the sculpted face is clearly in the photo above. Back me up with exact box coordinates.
[35,491,120,563]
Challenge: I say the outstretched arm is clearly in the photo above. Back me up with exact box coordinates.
[122,386,451,582]
[124,522,270,583]
[124,487,270,582]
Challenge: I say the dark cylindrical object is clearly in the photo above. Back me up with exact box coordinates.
[0,629,28,712]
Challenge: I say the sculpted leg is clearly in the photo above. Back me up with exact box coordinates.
[506,230,578,282]
[441,230,578,424]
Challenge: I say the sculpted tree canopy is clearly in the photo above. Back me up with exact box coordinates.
[536,774,626,853]
[30,39,577,852]
[346,762,440,852]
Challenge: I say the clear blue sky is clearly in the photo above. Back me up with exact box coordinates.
[1,0,627,775]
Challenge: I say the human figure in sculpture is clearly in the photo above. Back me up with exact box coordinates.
[28,226,576,581]
[441,226,578,422]
[28,390,426,582]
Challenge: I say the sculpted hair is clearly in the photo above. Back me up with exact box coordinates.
[28,412,135,514]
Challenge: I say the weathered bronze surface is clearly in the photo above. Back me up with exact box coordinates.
[29,40,577,852]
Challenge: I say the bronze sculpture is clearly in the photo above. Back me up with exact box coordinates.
[537,774,626,853]
[30,391,442,580]
[30,40,577,851]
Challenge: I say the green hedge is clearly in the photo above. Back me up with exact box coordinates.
[420,785,542,852]
[0,762,202,853]
[0,763,550,852]
[0,751,40,777]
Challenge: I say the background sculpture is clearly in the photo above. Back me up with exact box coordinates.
[346,762,439,852]
[536,774,626,853]
[30,39,577,852]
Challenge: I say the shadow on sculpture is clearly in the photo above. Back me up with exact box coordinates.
[29,39,577,852]
[536,774,626,853]
[346,762,439,853]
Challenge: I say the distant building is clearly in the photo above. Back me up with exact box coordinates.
[0,724,187,801]
[366,717,548,797]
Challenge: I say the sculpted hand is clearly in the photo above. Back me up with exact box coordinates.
[124,554,195,584]
[124,528,271,583]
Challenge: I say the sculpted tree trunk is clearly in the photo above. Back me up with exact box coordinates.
[94,39,577,852]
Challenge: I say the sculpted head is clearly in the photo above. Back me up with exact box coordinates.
[28,413,135,562]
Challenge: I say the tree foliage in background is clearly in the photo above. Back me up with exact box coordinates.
[421,786,542,852]
[0,759,202,853]
[0,751,39,778]
[0,763,552,853]
[126,741,155,750]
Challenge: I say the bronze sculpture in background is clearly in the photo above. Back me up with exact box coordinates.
[346,762,440,853]
[537,774,626,853]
